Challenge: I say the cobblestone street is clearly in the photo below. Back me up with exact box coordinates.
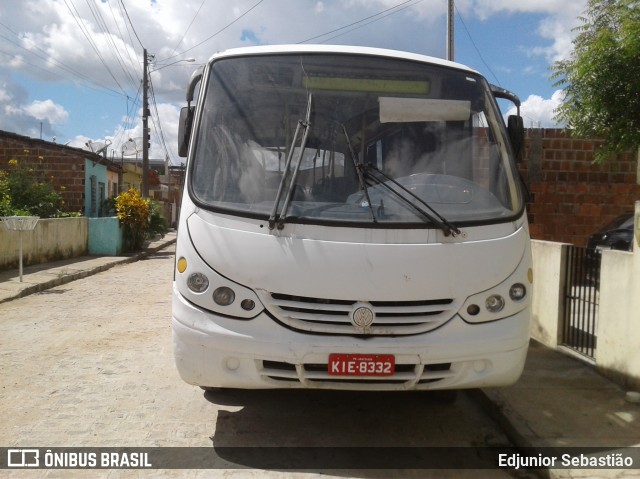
[0,246,526,478]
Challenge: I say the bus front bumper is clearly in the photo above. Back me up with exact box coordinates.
[172,289,530,391]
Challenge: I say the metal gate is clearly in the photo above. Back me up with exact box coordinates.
[561,245,600,359]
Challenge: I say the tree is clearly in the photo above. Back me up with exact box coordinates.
[551,0,640,163]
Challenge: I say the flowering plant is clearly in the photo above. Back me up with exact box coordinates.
[115,188,150,251]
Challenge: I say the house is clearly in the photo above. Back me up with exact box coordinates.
[0,129,122,217]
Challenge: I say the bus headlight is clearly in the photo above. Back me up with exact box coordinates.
[213,286,235,306]
[509,283,527,301]
[187,273,209,293]
[485,295,505,313]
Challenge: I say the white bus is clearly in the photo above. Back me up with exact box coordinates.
[172,45,532,393]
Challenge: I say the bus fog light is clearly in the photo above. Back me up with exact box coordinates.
[467,304,480,316]
[187,273,209,293]
[213,287,235,306]
[473,360,488,373]
[241,299,255,311]
[225,357,240,371]
[485,295,505,313]
[509,283,527,301]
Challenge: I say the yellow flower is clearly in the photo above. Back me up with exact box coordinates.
[8,159,18,167]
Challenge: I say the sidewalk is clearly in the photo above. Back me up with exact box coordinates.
[0,230,176,304]
[0,238,638,477]
[473,340,640,477]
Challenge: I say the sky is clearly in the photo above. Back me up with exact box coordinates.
[0,0,588,165]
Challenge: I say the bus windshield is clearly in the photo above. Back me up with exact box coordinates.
[189,53,523,227]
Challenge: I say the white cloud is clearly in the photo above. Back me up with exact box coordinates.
[0,75,64,139]
[507,90,565,128]
[22,99,69,124]
[532,15,581,63]
[455,0,586,63]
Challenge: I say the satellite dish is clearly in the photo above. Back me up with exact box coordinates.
[84,139,112,154]
[95,139,112,155]
[121,137,143,157]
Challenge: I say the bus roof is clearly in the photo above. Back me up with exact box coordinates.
[205,44,479,74]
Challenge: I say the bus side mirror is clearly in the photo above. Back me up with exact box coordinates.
[178,106,194,158]
[507,115,524,162]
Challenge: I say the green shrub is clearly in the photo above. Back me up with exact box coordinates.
[115,188,150,251]
[148,201,168,238]
[0,158,65,218]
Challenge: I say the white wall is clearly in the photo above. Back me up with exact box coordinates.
[530,240,567,348]
[529,202,640,390]
[0,217,88,270]
[596,201,640,389]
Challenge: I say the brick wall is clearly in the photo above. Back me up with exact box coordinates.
[520,128,640,247]
[0,130,103,214]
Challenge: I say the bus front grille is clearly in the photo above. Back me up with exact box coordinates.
[260,293,458,336]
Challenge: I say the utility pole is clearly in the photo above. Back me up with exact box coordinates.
[142,48,150,197]
[446,0,454,61]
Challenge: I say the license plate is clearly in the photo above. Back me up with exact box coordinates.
[328,353,395,376]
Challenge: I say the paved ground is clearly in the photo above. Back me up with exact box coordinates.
[1,236,639,478]
[0,243,527,479]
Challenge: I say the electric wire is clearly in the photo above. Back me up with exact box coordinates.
[63,0,128,95]
[159,0,266,62]
[84,0,139,92]
[454,3,501,86]
[119,0,144,49]
[168,0,209,59]
[85,0,139,90]
[106,0,141,86]
[0,23,125,97]
[297,0,420,44]
[148,75,175,164]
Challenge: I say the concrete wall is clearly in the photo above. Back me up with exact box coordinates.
[88,217,123,255]
[530,240,567,348]
[0,217,88,270]
[530,203,640,389]
[596,201,640,389]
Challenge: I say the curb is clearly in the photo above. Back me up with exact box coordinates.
[0,237,176,304]
[469,388,551,479]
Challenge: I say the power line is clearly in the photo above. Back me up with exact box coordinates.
[106,0,141,86]
[63,0,128,95]
[297,0,419,44]
[0,23,123,97]
[169,0,209,59]
[84,0,139,91]
[119,0,144,49]
[116,0,142,71]
[454,4,501,86]
[159,0,266,62]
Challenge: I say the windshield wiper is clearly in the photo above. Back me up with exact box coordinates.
[362,165,461,237]
[268,92,313,230]
[342,124,377,224]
